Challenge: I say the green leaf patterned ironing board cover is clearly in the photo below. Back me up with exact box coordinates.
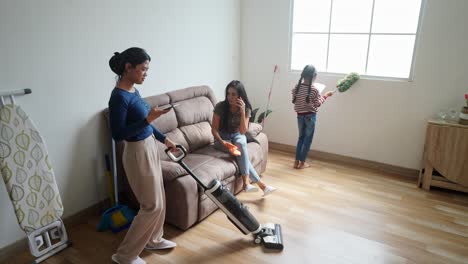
[0,104,63,232]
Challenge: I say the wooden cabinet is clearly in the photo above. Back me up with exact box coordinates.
[418,120,468,192]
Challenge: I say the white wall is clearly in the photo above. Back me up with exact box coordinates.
[0,0,240,250]
[241,0,468,169]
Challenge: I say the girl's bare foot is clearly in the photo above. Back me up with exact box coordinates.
[298,161,310,169]
[294,160,299,169]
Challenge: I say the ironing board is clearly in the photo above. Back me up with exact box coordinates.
[0,89,70,263]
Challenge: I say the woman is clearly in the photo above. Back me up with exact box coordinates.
[211,80,277,197]
[108,47,177,264]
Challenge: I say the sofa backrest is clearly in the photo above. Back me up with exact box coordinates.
[170,86,216,151]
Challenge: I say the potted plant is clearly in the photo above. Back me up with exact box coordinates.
[250,108,272,125]
[460,94,468,125]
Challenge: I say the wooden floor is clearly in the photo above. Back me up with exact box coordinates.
[7,149,468,264]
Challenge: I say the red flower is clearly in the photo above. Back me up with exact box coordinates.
[465,94,468,100]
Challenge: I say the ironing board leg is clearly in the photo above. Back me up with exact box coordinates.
[27,220,70,263]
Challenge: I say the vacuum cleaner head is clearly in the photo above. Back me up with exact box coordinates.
[254,223,284,250]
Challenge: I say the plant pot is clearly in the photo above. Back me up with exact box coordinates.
[460,106,468,125]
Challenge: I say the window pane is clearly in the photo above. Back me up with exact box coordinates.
[291,34,328,71]
[372,0,422,33]
[293,0,331,32]
[327,34,368,74]
[367,35,416,78]
[331,0,373,33]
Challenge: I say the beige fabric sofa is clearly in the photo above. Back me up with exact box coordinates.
[105,85,268,230]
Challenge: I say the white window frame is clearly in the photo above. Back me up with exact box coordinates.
[288,0,427,81]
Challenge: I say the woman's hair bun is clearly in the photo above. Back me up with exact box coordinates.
[109,52,123,75]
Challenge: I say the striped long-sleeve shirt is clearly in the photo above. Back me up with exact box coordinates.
[291,83,327,114]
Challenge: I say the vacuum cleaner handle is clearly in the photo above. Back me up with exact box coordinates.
[165,144,187,162]
[165,145,209,190]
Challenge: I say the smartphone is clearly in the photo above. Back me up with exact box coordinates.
[160,104,179,111]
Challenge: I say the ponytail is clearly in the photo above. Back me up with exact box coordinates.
[292,77,303,103]
[306,81,312,103]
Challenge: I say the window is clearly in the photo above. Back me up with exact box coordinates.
[290,0,424,79]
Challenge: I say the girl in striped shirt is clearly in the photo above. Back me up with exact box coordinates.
[292,65,333,169]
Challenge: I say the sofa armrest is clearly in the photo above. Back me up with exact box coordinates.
[246,123,263,143]
[161,160,187,182]
[247,123,263,137]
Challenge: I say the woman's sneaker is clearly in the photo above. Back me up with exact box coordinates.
[244,184,259,192]
[144,239,177,250]
[262,186,277,197]
[111,254,146,264]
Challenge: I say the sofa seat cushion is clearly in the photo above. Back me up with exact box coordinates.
[190,157,237,190]
[161,152,237,184]
[161,153,213,182]
[193,144,231,159]
[160,161,187,183]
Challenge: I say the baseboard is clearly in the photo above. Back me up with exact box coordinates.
[0,199,109,262]
[269,141,419,179]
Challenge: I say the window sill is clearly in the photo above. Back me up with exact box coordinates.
[288,69,414,83]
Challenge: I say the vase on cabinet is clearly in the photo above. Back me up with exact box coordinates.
[460,106,468,125]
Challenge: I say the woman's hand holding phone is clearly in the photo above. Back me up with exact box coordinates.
[236,98,245,114]
[160,104,179,111]
[146,107,169,123]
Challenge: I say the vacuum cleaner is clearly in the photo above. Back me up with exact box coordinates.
[165,145,284,250]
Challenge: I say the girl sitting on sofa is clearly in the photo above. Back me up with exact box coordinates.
[211,80,277,197]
